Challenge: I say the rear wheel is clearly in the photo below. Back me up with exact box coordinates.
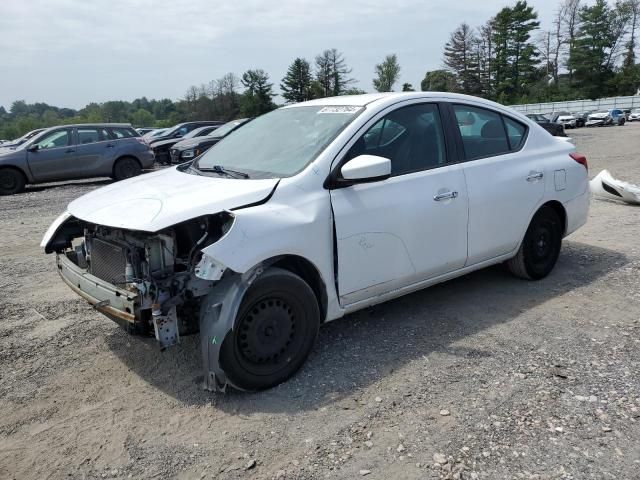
[112,157,141,181]
[0,168,26,195]
[220,268,320,391]
[507,206,562,280]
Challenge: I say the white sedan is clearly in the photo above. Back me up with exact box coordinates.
[42,93,590,392]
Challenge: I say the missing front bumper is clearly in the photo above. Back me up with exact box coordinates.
[56,253,139,324]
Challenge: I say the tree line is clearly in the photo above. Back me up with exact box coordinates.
[2,1,640,139]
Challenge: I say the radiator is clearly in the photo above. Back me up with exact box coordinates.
[90,238,128,285]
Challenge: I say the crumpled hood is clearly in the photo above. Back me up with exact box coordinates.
[589,112,608,119]
[67,167,278,232]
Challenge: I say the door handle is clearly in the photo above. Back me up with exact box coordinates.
[433,191,458,201]
[106,144,115,148]
[526,171,544,181]
[65,149,75,153]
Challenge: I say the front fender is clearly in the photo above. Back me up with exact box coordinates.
[199,194,332,277]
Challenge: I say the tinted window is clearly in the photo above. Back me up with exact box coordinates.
[347,103,447,176]
[503,117,527,150]
[77,128,101,144]
[454,105,509,160]
[33,130,71,150]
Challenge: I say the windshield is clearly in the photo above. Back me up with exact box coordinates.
[196,106,362,178]
[207,119,248,138]
[182,126,210,139]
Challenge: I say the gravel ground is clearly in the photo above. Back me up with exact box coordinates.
[1,125,639,480]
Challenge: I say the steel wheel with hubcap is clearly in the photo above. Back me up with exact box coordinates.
[220,268,320,391]
[507,206,562,280]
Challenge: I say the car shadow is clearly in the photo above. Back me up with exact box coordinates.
[25,178,113,193]
[106,240,627,412]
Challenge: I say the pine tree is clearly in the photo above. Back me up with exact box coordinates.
[240,69,276,116]
[280,58,313,103]
[444,23,481,94]
[490,1,540,103]
[568,0,618,98]
[372,54,401,92]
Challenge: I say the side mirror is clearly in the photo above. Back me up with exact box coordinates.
[174,132,183,138]
[27,144,39,152]
[341,154,391,183]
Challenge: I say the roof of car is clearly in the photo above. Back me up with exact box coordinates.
[45,123,133,128]
[285,92,522,114]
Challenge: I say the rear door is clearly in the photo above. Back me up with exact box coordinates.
[26,128,76,182]
[330,102,469,305]
[450,103,544,265]
[74,126,116,177]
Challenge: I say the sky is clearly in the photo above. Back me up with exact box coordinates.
[0,0,563,111]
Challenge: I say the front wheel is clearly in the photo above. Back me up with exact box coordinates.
[220,268,320,391]
[0,168,26,195]
[507,206,562,280]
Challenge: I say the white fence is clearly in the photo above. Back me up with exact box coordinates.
[509,95,640,114]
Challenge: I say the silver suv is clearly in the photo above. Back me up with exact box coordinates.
[0,123,155,195]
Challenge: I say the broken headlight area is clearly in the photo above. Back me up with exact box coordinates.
[51,212,234,347]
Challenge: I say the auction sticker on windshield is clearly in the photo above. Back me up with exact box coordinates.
[317,106,361,114]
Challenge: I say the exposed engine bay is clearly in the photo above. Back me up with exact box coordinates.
[49,212,235,347]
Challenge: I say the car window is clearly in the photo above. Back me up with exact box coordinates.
[453,105,510,160]
[363,119,406,149]
[503,117,527,150]
[33,130,71,150]
[346,103,447,176]
[77,128,101,145]
[109,127,135,139]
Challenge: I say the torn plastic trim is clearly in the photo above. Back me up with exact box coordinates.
[198,261,272,392]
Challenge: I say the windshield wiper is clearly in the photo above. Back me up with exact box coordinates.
[199,165,250,179]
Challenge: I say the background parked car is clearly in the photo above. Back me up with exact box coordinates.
[142,128,167,142]
[147,121,224,148]
[628,108,640,121]
[586,109,626,126]
[170,118,250,164]
[572,112,589,128]
[549,111,577,129]
[135,127,156,135]
[151,125,221,164]
[0,128,47,150]
[525,113,566,136]
[0,123,154,195]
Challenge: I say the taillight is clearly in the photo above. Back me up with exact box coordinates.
[570,152,588,171]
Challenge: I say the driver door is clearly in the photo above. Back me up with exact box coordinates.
[26,128,76,182]
[329,102,469,306]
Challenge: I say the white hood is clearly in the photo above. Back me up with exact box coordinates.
[67,167,279,231]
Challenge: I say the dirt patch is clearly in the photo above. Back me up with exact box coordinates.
[1,126,639,479]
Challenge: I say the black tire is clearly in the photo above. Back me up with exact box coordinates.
[220,268,320,391]
[507,206,562,280]
[112,157,142,181]
[0,167,26,195]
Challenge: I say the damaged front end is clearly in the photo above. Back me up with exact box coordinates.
[44,211,235,351]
